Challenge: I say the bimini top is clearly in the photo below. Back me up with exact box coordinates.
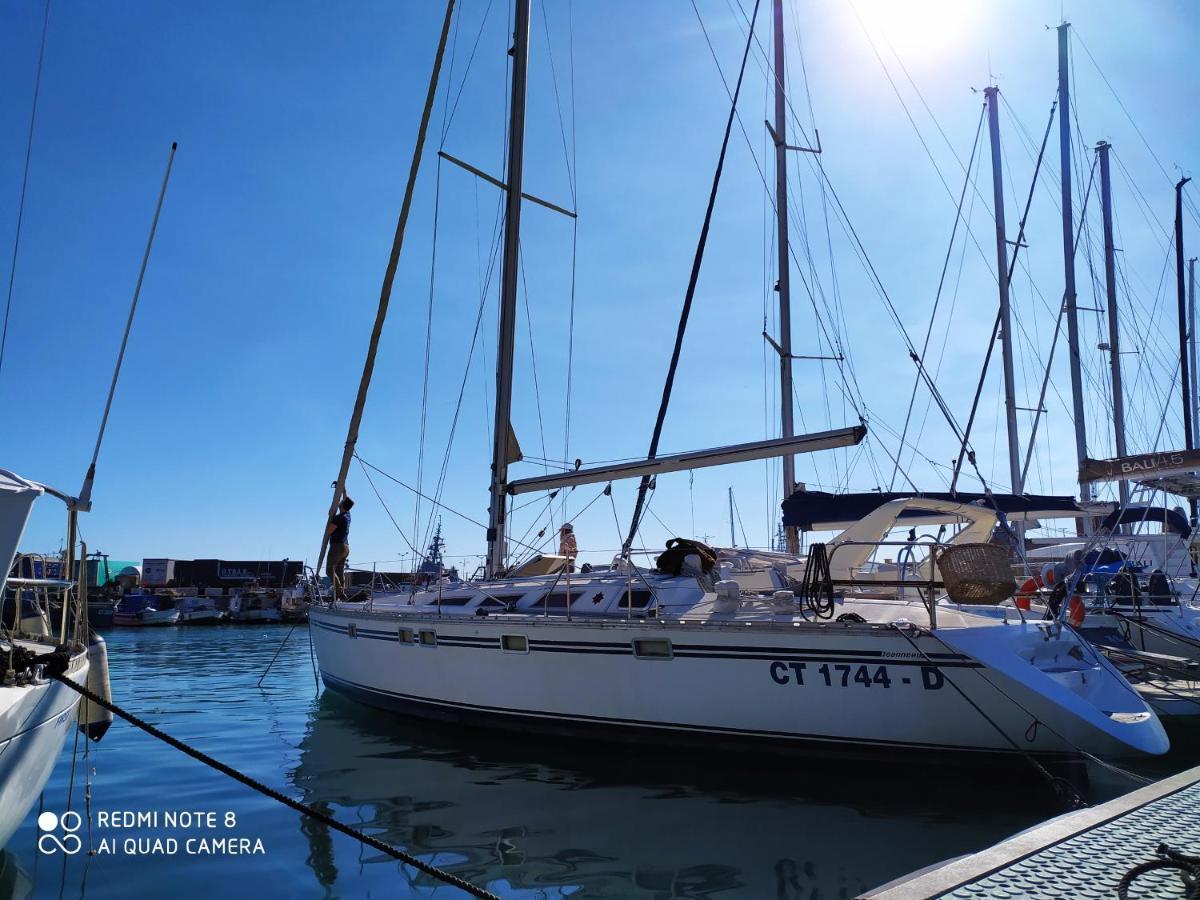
[782,489,1089,532]
[1100,505,1191,538]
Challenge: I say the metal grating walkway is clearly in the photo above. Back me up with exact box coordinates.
[864,765,1200,899]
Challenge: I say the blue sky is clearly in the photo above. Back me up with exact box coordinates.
[2,0,1198,573]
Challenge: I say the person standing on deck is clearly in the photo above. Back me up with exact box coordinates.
[326,495,354,600]
[558,523,577,569]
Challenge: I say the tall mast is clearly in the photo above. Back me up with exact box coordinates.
[1058,23,1092,508]
[1176,177,1196,526]
[1191,256,1199,445]
[1097,141,1129,508]
[485,0,532,577]
[728,487,736,547]
[770,0,799,555]
[984,86,1022,495]
[316,0,457,574]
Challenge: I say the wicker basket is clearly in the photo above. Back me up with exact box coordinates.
[936,543,1016,604]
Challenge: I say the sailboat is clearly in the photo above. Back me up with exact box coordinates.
[310,1,1166,763]
[0,472,111,848]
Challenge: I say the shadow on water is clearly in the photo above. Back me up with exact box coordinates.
[289,692,1088,898]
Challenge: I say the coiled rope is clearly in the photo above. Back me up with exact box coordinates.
[1117,843,1200,900]
[51,675,498,899]
[795,542,835,619]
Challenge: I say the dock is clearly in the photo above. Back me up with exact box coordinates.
[863,765,1200,899]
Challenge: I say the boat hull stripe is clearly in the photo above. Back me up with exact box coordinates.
[311,619,983,667]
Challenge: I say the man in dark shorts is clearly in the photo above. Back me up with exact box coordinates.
[326,495,354,600]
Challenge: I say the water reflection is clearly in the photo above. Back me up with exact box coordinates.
[291,694,1058,898]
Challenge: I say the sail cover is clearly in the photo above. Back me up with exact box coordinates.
[1099,505,1190,537]
[782,489,1088,532]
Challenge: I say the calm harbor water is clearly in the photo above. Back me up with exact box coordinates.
[4,626,1197,899]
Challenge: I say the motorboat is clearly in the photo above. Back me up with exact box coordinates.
[0,470,111,848]
[279,585,310,624]
[112,592,180,626]
[177,595,225,625]
[229,590,282,624]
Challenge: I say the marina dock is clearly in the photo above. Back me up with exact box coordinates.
[864,765,1200,899]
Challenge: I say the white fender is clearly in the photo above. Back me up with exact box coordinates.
[79,634,113,742]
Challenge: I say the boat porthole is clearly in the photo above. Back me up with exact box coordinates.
[501,634,529,653]
[632,638,673,660]
[398,627,414,644]
[419,630,437,647]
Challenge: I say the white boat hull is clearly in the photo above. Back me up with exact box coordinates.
[178,610,224,625]
[112,608,179,627]
[0,653,88,849]
[1080,607,1200,659]
[310,603,1166,760]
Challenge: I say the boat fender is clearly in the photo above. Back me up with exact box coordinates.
[1066,595,1086,629]
[80,634,113,742]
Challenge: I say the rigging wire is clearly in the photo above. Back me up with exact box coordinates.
[356,456,421,558]
[889,104,986,491]
[1072,28,1200,228]
[1,0,52,381]
[413,154,444,561]
[622,0,763,554]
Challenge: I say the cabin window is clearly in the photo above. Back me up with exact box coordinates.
[419,629,437,647]
[347,623,358,640]
[533,590,585,610]
[398,627,414,644]
[501,634,529,654]
[480,594,524,608]
[435,595,474,607]
[633,638,672,659]
[618,589,654,610]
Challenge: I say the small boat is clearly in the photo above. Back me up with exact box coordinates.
[112,592,180,626]
[177,595,225,625]
[1,470,111,848]
[229,590,281,624]
[279,585,310,623]
[87,598,116,629]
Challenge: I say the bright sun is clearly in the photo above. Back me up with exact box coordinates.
[855,0,978,61]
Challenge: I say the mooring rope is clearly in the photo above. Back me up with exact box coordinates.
[1117,843,1200,900]
[52,675,498,899]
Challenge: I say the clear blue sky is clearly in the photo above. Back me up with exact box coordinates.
[3,0,1197,572]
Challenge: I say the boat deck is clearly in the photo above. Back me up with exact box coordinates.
[862,764,1200,898]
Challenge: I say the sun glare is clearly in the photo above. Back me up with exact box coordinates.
[855,0,978,61]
